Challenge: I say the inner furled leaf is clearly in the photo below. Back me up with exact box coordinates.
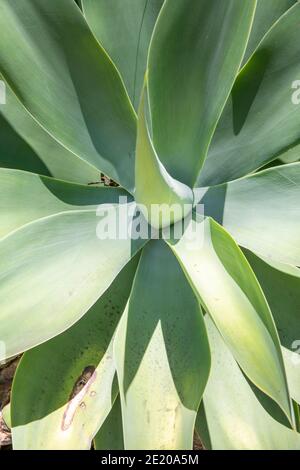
[147,0,257,187]
[135,86,193,229]
[167,216,294,426]
[81,0,164,110]
[114,241,210,450]
[198,2,300,186]
[0,0,137,192]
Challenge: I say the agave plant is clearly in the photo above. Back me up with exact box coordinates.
[0,0,300,451]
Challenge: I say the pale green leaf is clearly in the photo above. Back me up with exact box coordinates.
[11,258,137,450]
[148,0,256,186]
[198,163,300,266]
[243,0,296,65]
[167,216,293,424]
[81,0,163,109]
[196,316,300,450]
[0,0,136,191]
[0,79,100,184]
[245,250,300,405]
[278,144,300,163]
[94,396,124,450]
[0,168,127,239]
[0,177,145,359]
[114,241,210,450]
[135,87,193,229]
[198,3,300,186]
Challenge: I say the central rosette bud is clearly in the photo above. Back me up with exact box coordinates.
[135,180,194,230]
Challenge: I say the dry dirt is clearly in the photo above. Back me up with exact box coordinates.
[0,356,21,449]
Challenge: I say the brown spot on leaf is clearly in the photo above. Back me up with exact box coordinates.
[61,366,96,431]
[69,366,95,401]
